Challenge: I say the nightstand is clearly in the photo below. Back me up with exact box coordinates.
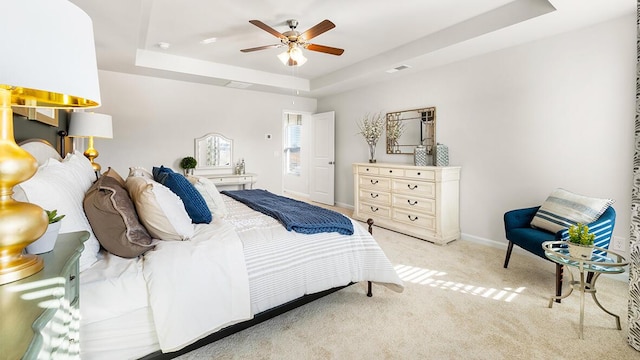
[0,231,89,359]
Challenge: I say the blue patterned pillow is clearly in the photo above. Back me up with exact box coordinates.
[153,166,212,224]
[530,188,613,233]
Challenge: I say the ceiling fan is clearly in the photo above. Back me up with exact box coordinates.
[241,19,344,66]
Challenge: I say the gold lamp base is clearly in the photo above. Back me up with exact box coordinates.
[0,253,43,285]
[84,136,101,172]
[0,87,48,285]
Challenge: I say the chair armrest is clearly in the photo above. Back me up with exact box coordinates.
[504,206,540,231]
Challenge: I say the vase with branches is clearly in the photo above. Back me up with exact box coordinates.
[357,112,385,163]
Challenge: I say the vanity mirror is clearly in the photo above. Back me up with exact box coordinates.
[194,133,233,170]
[386,107,436,155]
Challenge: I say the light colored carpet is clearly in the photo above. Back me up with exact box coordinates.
[176,223,636,360]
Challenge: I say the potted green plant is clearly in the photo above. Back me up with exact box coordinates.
[180,156,197,175]
[567,223,595,259]
[26,210,65,254]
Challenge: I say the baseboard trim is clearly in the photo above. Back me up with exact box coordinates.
[460,233,629,283]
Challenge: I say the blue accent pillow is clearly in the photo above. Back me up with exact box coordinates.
[152,166,212,224]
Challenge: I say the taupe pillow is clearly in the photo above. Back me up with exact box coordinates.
[103,167,126,187]
[84,175,154,258]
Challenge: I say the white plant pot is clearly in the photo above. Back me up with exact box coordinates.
[26,221,61,254]
[567,242,594,260]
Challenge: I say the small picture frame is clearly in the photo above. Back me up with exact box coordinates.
[12,107,59,127]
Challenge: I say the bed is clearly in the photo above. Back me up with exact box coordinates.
[16,140,404,359]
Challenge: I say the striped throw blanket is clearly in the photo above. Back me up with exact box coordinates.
[221,189,354,235]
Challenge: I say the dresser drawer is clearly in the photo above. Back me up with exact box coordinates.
[358,202,391,218]
[378,167,404,177]
[392,208,436,230]
[359,189,390,205]
[404,168,436,180]
[392,194,435,215]
[392,179,436,198]
[357,165,379,175]
[359,176,391,190]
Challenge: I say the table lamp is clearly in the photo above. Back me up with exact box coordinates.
[68,112,113,172]
[0,0,101,285]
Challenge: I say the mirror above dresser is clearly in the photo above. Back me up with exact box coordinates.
[386,107,436,155]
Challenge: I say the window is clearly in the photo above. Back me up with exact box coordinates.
[284,114,302,176]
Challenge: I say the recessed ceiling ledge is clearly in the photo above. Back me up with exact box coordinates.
[135,49,310,92]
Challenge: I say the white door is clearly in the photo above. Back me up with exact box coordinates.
[310,111,335,205]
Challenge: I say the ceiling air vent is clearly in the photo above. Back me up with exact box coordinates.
[225,81,253,89]
[385,65,412,74]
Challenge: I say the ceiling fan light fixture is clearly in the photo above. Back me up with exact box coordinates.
[278,46,307,67]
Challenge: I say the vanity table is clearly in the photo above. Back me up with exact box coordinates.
[204,173,257,189]
[193,133,258,189]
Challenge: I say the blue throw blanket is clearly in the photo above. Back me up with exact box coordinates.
[221,189,354,235]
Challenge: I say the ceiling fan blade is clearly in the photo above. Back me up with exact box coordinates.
[240,44,282,53]
[299,20,335,41]
[248,20,287,40]
[306,43,344,56]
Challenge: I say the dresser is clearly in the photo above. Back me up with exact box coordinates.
[1,231,89,360]
[352,163,460,245]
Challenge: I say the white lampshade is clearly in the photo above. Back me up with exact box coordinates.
[1,0,101,108]
[68,112,113,139]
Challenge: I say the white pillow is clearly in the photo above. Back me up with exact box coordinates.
[125,176,194,241]
[186,175,228,218]
[18,158,100,271]
[63,151,97,190]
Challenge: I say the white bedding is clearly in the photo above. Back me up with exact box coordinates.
[79,195,403,359]
[142,218,251,352]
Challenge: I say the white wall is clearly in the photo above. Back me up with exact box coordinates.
[317,15,635,247]
[93,71,317,194]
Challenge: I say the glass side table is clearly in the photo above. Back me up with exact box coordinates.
[542,241,628,339]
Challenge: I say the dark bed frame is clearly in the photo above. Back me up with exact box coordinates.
[139,219,376,360]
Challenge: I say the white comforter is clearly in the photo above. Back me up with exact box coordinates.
[141,219,251,352]
[80,196,403,358]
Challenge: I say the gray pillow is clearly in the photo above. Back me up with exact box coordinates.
[84,173,154,258]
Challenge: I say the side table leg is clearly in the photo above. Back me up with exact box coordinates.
[588,273,622,330]
[579,271,585,340]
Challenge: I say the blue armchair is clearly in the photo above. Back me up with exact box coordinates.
[503,206,616,300]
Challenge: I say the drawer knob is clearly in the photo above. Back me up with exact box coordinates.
[408,215,419,221]
[408,184,418,190]
[370,179,378,185]
[370,193,378,198]
[370,206,379,212]
[407,200,418,206]
[389,170,393,173]
[417,172,421,175]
